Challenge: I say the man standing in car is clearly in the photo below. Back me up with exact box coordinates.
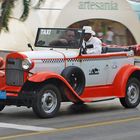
[82,26,102,54]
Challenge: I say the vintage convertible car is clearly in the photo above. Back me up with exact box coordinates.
[0,28,140,118]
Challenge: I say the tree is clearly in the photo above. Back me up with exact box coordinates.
[0,0,45,32]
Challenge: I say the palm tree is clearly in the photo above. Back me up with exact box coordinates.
[0,0,45,32]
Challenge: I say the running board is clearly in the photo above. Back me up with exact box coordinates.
[92,98,115,103]
[81,97,116,103]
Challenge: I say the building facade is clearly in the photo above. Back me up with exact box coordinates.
[0,0,140,51]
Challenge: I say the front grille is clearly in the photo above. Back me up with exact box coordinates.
[6,58,24,86]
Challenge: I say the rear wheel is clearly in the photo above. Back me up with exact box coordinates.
[32,84,61,118]
[120,78,140,108]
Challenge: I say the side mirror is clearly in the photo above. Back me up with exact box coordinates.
[27,43,34,51]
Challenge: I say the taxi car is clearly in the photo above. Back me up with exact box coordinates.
[0,28,140,118]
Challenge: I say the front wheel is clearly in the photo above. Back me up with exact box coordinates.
[120,78,140,108]
[61,66,85,95]
[32,84,61,118]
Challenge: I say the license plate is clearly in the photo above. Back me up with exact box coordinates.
[0,91,6,99]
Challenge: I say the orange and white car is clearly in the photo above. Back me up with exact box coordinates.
[0,28,140,118]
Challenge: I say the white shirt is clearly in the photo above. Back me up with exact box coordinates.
[106,31,114,41]
[82,36,102,54]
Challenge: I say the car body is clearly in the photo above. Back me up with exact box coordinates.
[0,28,140,118]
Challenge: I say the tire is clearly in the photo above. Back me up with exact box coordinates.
[0,105,5,111]
[32,84,61,118]
[73,102,84,105]
[61,66,85,95]
[120,78,140,108]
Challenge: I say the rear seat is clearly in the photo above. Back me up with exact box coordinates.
[102,47,130,53]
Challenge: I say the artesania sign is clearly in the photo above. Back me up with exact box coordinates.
[79,0,118,10]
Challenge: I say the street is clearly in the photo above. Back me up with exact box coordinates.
[0,99,140,140]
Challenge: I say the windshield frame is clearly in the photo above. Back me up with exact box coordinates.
[34,28,84,49]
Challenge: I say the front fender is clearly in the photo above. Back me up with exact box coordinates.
[113,64,140,97]
[28,72,63,83]
[27,72,89,103]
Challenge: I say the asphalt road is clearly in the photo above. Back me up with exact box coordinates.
[0,99,140,140]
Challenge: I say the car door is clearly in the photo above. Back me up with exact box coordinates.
[80,55,110,87]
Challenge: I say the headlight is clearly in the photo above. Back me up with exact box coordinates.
[22,58,33,70]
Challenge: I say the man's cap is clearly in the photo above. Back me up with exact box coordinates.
[83,26,96,36]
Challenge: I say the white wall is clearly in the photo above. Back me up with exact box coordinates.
[0,0,69,51]
[55,0,140,44]
[0,0,139,52]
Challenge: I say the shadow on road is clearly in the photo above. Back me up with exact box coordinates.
[0,101,139,120]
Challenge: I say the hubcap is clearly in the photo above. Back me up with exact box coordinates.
[41,91,57,113]
[69,73,78,89]
[127,83,139,104]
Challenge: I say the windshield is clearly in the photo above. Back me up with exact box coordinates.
[35,28,83,49]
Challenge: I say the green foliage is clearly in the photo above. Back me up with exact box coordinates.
[0,0,15,32]
[33,0,45,8]
[20,0,31,21]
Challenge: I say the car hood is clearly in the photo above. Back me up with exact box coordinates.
[20,49,79,60]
